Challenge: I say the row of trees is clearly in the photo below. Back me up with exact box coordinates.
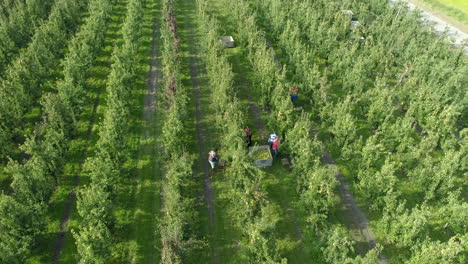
[0,93,66,263]
[73,0,144,262]
[245,0,466,262]
[0,0,55,74]
[57,0,115,124]
[196,0,287,262]
[224,0,383,262]
[0,0,112,262]
[158,1,200,262]
[0,0,88,160]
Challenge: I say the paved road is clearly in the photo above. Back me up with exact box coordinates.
[389,0,467,51]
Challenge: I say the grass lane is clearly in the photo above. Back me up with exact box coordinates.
[123,0,163,262]
[177,0,243,262]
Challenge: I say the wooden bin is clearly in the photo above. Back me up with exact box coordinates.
[249,145,273,168]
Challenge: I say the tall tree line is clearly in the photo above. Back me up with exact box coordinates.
[0,0,88,159]
[0,0,112,262]
[73,0,144,262]
[158,0,200,262]
[0,0,55,74]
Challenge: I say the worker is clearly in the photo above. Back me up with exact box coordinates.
[208,149,218,170]
[244,127,252,147]
[268,133,277,149]
[272,136,279,157]
[290,85,298,102]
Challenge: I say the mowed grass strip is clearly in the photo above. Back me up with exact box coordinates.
[176,0,242,262]
[120,0,164,262]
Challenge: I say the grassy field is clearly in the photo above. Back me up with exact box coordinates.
[113,0,162,262]
[419,0,468,25]
[438,0,468,13]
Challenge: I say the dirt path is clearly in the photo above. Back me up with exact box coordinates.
[412,0,467,30]
[405,0,468,33]
[190,40,219,264]
[182,1,218,262]
[321,150,388,264]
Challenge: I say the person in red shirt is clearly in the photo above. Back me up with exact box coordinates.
[271,136,279,157]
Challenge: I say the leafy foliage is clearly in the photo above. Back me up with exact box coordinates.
[197,0,286,262]
[0,0,55,74]
[242,0,466,260]
[0,194,43,264]
[158,1,201,262]
[57,0,112,122]
[73,0,143,262]
[0,0,88,158]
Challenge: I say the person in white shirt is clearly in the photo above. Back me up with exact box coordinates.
[208,149,218,170]
[268,133,277,149]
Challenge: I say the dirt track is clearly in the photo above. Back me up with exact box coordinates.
[321,151,388,264]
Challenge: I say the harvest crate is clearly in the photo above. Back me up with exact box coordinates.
[249,145,273,168]
[220,36,235,48]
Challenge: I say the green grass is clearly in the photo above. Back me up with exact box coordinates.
[419,0,468,25]
[431,0,468,13]
[121,0,163,262]
[177,0,238,261]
